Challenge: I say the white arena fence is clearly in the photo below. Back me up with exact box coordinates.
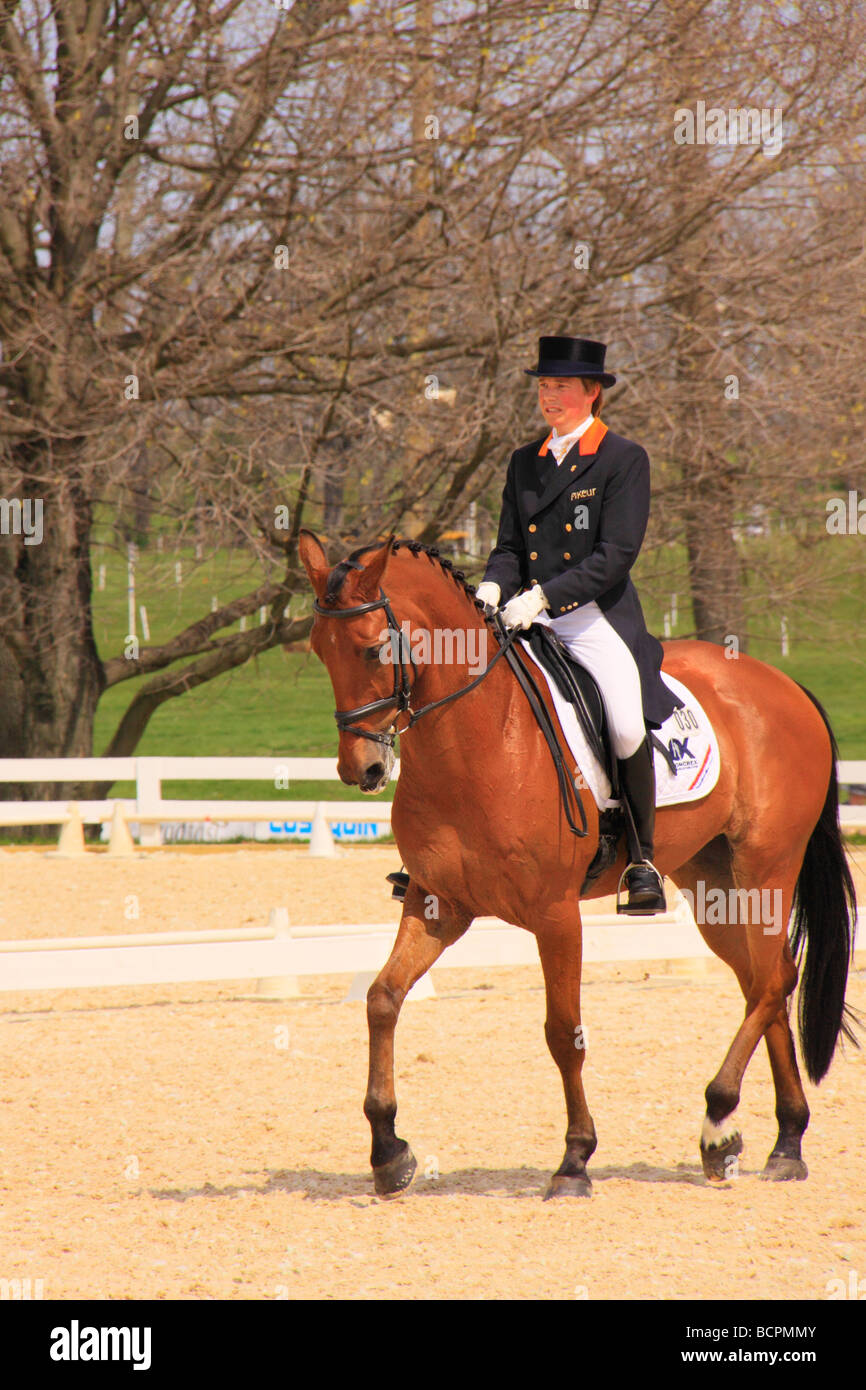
[0,905,861,1000]
[0,756,393,847]
[0,757,862,995]
[0,757,865,848]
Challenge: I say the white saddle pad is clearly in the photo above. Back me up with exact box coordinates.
[518,641,720,811]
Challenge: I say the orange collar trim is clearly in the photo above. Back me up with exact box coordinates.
[538,417,608,458]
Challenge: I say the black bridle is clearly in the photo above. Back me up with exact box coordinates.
[312,572,523,750]
[311,574,588,836]
[312,584,416,747]
[311,578,589,834]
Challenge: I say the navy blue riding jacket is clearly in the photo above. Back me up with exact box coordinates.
[481,417,681,730]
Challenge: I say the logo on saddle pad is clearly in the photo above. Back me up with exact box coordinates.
[668,736,700,773]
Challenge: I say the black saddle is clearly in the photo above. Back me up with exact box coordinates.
[522,622,618,791]
[521,622,677,786]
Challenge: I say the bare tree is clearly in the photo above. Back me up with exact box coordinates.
[1,0,864,789]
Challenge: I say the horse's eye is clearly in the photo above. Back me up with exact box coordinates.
[362,645,383,662]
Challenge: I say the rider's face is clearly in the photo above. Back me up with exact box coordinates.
[537,376,598,434]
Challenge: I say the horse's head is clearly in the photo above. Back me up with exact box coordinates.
[299,529,405,792]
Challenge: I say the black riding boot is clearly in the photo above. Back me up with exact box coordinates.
[617,737,666,914]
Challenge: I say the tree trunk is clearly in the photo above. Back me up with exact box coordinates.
[659,0,747,651]
[0,443,105,798]
[682,461,746,645]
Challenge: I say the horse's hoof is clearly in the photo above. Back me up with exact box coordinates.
[701,1132,743,1184]
[544,1172,592,1200]
[373,1143,417,1199]
[760,1154,808,1182]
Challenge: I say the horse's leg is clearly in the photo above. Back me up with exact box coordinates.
[723,848,811,1181]
[700,897,803,1185]
[364,882,470,1198]
[761,980,810,1181]
[670,847,751,1181]
[710,842,809,1183]
[535,905,597,1198]
[672,842,805,1184]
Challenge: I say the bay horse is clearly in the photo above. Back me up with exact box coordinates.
[298,529,859,1199]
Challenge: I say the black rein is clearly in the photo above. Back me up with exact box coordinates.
[312,585,589,836]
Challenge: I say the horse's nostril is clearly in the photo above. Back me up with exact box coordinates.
[364,762,385,785]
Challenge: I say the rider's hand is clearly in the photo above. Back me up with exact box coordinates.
[501,584,550,630]
[475,582,501,609]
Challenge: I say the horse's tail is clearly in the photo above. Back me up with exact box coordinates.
[789,684,862,1084]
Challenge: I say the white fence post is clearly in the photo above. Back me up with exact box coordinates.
[136,758,163,847]
[253,908,300,999]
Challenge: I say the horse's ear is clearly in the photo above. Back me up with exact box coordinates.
[298,529,330,598]
[355,535,396,601]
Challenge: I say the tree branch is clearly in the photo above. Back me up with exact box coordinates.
[101,577,296,686]
[101,612,313,757]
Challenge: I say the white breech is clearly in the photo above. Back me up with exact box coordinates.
[533,601,646,759]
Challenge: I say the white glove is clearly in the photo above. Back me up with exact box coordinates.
[475,581,501,608]
[501,583,549,630]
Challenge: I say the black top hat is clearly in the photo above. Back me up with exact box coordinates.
[524,336,616,387]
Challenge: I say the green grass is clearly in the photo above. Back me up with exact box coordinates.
[91,542,348,795]
[633,535,866,757]
[89,530,866,786]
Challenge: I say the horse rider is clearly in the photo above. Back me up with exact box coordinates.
[475,335,682,913]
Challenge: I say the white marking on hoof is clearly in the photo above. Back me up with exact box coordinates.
[701,1111,740,1150]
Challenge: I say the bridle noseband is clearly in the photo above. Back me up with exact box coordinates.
[313,575,415,748]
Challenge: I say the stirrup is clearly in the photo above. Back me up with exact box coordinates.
[386,870,410,902]
[616,859,666,915]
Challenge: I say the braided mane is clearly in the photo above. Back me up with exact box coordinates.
[323,537,482,611]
